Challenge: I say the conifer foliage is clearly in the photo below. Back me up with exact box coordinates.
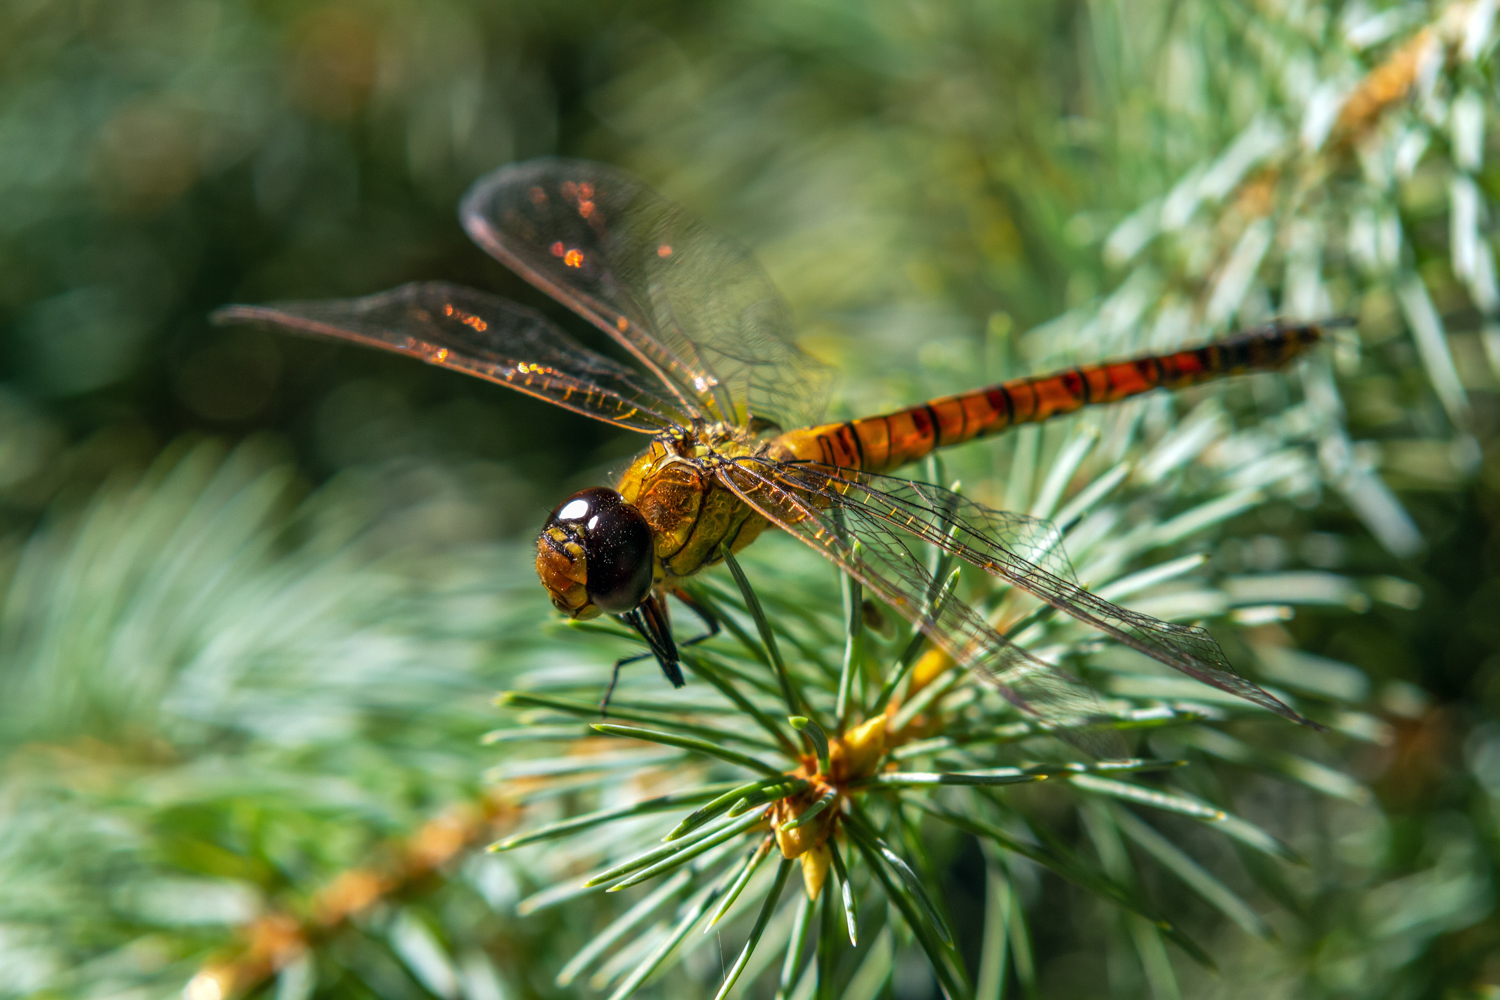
[1,2,1497,998]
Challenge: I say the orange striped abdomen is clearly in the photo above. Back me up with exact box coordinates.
[771,322,1327,473]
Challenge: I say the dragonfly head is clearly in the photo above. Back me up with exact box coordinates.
[536,487,655,620]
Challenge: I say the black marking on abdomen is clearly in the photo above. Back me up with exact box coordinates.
[842,421,865,469]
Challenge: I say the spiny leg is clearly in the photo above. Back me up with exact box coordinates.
[602,591,716,715]
[616,593,685,700]
[601,650,654,717]
[672,586,721,648]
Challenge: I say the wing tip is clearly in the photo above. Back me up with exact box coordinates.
[1286,705,1331,733]
[1248,685,1327,732]
[209,304,266,327]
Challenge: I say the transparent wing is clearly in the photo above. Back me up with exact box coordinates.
[460,158,833,432]
[723,458,1312,728]
[212,281,688,433]
[717,460,1115,732]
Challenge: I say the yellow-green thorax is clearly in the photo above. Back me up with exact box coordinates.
[614,422,789,587]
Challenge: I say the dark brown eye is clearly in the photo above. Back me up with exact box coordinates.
[542,487,654,613]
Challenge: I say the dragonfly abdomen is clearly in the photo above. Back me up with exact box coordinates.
[773,322,1328,474]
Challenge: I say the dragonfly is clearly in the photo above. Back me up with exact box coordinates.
[216,157,1328,730]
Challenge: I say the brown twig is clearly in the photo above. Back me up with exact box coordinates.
[184,790,521,1000]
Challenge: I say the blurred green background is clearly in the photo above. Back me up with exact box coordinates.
[3,0,1500,997]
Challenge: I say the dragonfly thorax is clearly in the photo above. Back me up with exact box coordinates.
[653,421,761,461]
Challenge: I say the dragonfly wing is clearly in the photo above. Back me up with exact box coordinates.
[461,158,833,432]
[213,281,687,433]
[740,460,1313,727]
[717,459,1115,732]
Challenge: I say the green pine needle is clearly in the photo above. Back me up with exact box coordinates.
[712,857,795,1000]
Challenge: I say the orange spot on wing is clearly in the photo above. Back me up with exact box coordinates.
[550,241,565,257]
[528,186,546,205]
[657,244,673,258]
[564,249,583,268]
[579,199,595,218]
[443,307,487,333]
[578,182,594,198]
[617,316,629,331]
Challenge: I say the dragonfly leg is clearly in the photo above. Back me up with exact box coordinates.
[671,586,721,647]
[603,590,713,713]
[601,651,654,716]
[617,593,685,692]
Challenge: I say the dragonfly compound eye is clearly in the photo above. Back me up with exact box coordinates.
[536,487,654,617]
